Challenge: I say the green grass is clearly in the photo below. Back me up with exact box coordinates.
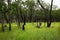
[0,22,60,40]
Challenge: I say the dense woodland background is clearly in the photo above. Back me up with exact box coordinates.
[0,0,60,31]
[0,0,60,22]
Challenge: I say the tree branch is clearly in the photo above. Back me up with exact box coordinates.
[38,0,46,10]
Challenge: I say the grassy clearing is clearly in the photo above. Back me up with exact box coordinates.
[0,22,60,40]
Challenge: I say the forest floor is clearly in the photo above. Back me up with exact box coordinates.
[0,22,60,40]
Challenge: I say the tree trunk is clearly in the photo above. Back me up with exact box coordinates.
[22,24,25,30]
[9,21,11,31]
[7,0,11,31]
[22,16,26,30]
[2,21,4,32]
[47,21,51,27]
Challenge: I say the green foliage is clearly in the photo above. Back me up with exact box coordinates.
[0,0,60,22]
[52,9,60,21]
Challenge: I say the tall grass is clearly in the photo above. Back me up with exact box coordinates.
[0,22,60,40]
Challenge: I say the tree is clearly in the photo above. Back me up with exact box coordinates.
[21,1,27,30]
[25,0,35,22]
[0,0,5,32]
[7,0,11,31]
[37,0,53,27]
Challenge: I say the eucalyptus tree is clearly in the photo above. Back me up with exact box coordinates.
[21,1,31,30]
[49,0,53,27]
[14,0,23,28]
[0,0,6,32]
[25,0,36,22]
[37,0,53,27]
[0,0,4,32]
[10,2,18,23]
[7,0,11,31]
